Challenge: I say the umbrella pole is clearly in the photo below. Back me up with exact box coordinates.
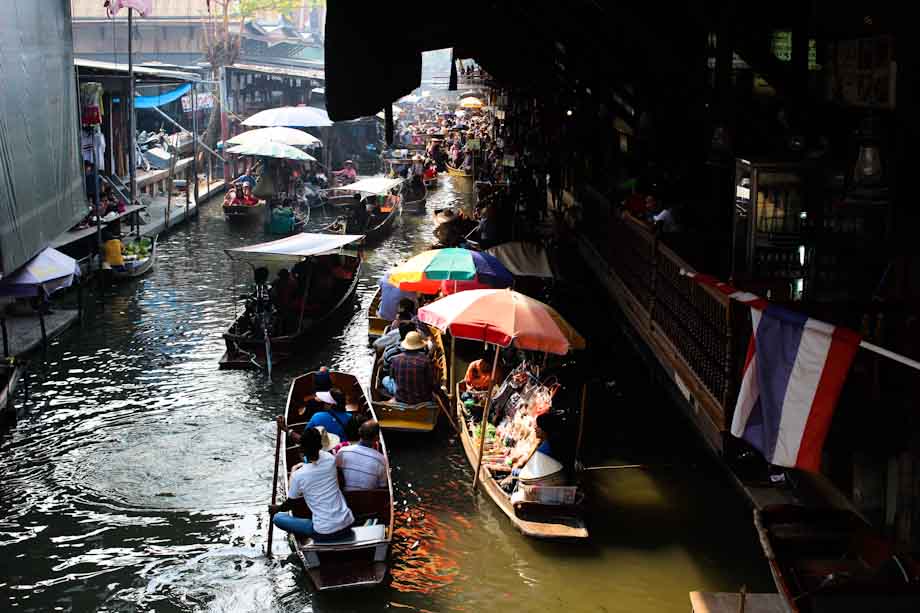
[448,334,456,400]
[472,346,500,493]
[1,317,9,357]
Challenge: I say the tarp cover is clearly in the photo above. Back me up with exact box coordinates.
[225,233,363,266]
[0,2,86,277]
[135,83,191,109]
[0,248,80,297]
[486,242,556,279]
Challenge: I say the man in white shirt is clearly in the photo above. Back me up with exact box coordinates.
[335,420,388,491]
[270,427,354,538]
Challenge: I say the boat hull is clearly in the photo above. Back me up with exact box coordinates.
[455,381,588,539]
[109,236,157,280]
[223,202,264,222]
[280,371,394,590]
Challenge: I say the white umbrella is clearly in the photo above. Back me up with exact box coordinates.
[400,94,420,103]
[226,141,317,162]
[226,127,322,148]
[242,105,333,128]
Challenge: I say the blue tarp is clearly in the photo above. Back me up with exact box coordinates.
[135,83,191,109]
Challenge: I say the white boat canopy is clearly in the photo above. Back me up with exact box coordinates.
[327,177,404,196]
[225,233,363,267]
[485,241,556,279]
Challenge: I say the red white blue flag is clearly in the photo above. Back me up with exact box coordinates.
[689,274,861,471]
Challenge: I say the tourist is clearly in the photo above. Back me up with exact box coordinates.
[382,332,435,404]
[269,426,355,538]
[335,420,388,491]
[332,160,357,185]
[233,182,259,206]
[331,411,369,454]
[380,321,417,380]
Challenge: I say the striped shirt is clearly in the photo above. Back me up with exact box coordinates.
[335,443,388,491]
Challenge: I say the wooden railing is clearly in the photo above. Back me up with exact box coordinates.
[584,212,738,447]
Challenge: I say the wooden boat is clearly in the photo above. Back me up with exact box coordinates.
[1,358,26,421]
[367,287,388,343]
[455,380,589,539]
[369,326,448,433]
[109,236,157,280]
[320,178,404,244]
[280,370,394,590]
[223,199,265,222]
[219,234,364,370]
[401,179,427,214]
[754,505,920,613]
[446,164,474,193]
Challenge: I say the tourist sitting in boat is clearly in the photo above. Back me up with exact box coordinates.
[330,415,360,454]
[335,419,388,491]
[331,160,357,185]
[223,188,237,206]
[381,332,437,405]
[302,388,354,439]
[380,321,418,379]
[232,182,259,206]
[269,426,355,539]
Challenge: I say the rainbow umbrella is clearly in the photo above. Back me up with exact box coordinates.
[387,248,512,294]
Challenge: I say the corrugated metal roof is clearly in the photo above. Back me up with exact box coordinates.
[75,58,201,82]
[229,62,324,81]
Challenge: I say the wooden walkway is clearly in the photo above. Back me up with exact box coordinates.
[2,308,79,357]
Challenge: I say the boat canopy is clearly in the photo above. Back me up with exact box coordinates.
[225,233,363,267]
[328,177,404,196]
[486,242,556,279]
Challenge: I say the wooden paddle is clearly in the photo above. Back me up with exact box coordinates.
[266,415,284,558]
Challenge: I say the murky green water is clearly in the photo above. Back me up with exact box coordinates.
[1,177,772,612]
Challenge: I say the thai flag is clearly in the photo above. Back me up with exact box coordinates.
[731,305,861,471]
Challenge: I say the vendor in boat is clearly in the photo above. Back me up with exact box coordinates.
[331,160,357,185]
[499,412,561,487]
[335,419,388,491]
[269,426,355,539]
[101,229,125,270]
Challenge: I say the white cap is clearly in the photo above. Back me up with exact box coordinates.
[316,390,336,405]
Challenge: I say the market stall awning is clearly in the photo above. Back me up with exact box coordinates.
[225,233,363,266]
[135,83,192,109]
[486,242,555,279]
[330,177,404,196]
[0,248,80,298]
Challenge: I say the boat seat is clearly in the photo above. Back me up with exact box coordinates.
[306,524,386,547]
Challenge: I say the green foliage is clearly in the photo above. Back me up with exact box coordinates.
[234,0,302,18]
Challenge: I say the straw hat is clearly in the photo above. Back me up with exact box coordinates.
[315,390,336,405]
[400,331,426,351]
[314,425,341,451]
[519,451,564,482]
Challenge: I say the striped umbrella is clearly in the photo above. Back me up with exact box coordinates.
[387,248,512,294]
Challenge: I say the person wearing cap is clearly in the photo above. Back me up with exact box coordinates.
[382,331,435,405]
[335,419,388,491]
[270,426,354,539]
[331,160,357,185]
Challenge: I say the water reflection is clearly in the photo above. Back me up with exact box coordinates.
[1,176,772,612]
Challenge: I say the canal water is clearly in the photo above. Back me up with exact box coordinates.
[1,178,773,612]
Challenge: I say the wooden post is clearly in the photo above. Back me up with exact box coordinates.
[165,144,177,229]
[574,383,587,464]
[192,81,199,210]
[472,345,500,492]
[39,307,48,353]
[449,334,456,400]
[1,317,9,357]
[267,415,284,558]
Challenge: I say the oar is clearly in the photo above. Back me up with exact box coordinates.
[266,415,283,558]
[433,393,460,434]
[264,322,273,382]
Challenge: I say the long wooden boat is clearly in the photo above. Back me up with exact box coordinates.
[754,505,920,612]
[219,234,364,370]
[223,200,265,222]
[280,370,394,590]
[455,380,588,539]
[369,326,447,433]
[446,164,474,193]
[401,179,427,214]
[109,236,157,280]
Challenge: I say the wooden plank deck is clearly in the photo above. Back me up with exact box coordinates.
[689,591,787,613]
